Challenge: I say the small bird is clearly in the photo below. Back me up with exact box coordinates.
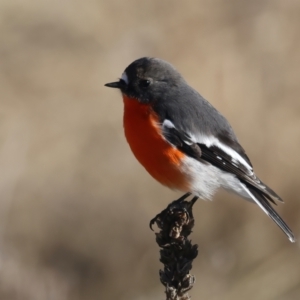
[105,57,295,242]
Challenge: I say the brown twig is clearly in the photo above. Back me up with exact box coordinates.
[150,196,198,300]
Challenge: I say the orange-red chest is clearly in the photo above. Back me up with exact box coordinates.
[122,95,190,191]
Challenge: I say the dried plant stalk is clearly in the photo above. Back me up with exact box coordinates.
[150,195,198,300]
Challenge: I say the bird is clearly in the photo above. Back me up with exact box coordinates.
[105,57,295,242]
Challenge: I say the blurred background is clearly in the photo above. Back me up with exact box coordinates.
[0,0,300,299]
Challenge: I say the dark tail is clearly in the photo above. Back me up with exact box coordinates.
[241,183,295,243]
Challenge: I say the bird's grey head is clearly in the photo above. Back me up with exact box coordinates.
[105,57,185,103]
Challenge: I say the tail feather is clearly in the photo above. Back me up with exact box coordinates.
[240,183,295,243]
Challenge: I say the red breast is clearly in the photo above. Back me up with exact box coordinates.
[123,95,190,191]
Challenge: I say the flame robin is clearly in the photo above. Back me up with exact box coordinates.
[105,57,294,242]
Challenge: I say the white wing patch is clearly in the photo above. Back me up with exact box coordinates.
[190,133,253,174]
[162,119,253,174]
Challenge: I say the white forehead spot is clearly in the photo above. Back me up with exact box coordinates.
[121,72,129,84]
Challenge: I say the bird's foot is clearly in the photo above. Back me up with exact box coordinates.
[149,193,198,231]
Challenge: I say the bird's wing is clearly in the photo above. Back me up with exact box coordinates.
[161,119,282,204]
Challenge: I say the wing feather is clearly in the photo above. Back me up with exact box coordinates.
[162,119,283,203]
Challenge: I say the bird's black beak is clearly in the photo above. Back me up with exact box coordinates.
[105,81,122,89]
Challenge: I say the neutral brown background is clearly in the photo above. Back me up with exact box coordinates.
[0,1,300,299]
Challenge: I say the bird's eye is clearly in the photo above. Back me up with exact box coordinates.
[139,79,151,88]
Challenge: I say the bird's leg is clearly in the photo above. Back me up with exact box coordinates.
[149,193,198,230]
[173,192,192,204]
